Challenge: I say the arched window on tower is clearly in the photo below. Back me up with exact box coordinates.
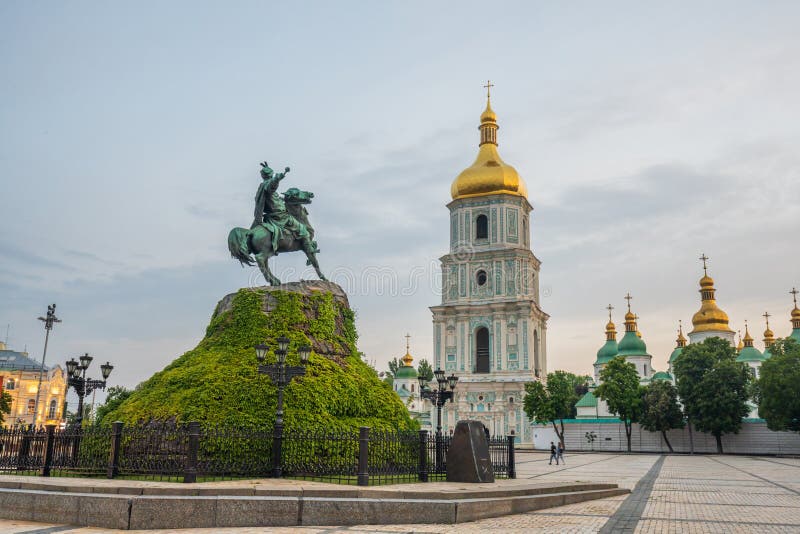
[533,329,540,375]
[476,214,488,240]
[475,327,490,373]
[48,399,57,419]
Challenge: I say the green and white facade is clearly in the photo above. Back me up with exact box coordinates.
[429,95,548,443]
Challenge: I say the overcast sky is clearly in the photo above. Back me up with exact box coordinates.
[2,2,799,407]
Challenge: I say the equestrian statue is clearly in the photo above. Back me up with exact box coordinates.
[228,161,326,285]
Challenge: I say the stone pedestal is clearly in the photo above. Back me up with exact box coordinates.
[446,420,494,483]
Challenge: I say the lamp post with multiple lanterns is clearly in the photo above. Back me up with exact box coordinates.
[418,368,458,472]
[65,353,113,426]
[255,337,311,478]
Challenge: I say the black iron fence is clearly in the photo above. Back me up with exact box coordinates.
[0,423,515,485]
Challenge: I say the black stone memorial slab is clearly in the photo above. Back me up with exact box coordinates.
[446,420,495,483]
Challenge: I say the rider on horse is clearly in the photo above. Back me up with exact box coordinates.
[246,162,315,256]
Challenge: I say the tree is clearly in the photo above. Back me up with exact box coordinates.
[523,370,587,448]
[595,356,643,452]
[417,359,434,382]
[758,338,800,433]
[640,380,684,452]
[386,357,399,378]
[95,386,133,426]
[0,390,11,425]
[674,336,751,453]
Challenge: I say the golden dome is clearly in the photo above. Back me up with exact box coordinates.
[676,321,688,347]
[400,351,413,367]
[743,323,754,345]
[624,310,636,322]
[792,307,800,320]
[736,335,744,352]
[690,270,734,334]
[605,320,616,333]
[450,94,528,200]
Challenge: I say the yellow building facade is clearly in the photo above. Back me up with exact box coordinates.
[0,341,67,428]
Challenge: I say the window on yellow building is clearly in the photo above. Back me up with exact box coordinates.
[5,378,14,390]
[48,399,57,419]
[27,399,35,415]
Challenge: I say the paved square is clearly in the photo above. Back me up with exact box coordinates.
[1,452,799,532]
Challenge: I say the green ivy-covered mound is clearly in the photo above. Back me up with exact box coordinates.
[103,281,417,432]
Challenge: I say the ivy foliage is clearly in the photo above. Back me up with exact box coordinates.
[0,390,11,424]
[101,288,417,432]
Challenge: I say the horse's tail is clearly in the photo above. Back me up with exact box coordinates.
[228,227,255,266]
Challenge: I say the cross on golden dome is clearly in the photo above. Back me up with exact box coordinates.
[763,311,771,329]
[606,304,614,321]
[791,287,799,307]
[405,333,411,353]
[624,293,633,312]
[699,253,709,275]
[483,80,494,99]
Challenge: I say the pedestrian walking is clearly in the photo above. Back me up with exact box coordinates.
[557,442,565,465]
[549,441,558,465]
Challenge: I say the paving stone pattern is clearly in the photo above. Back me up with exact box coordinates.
[2,453,800,532]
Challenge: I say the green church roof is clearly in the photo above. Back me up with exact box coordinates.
[594,339,618,364]
[736,345,765,363]
[395,365,418,379]
[668,346,683,363]
[575,391,598,408]
[652,371,673,381]
[791,328,800,343]
[616,330,649,357]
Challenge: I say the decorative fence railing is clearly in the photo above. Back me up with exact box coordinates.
[0,423,515,485]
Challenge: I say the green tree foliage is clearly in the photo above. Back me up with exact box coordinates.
[94,386,133,426]
[523,370,587,448]
[0,390,11,424]
[595,356,643,452]
[758,338,800,433]
[101,288,417,433]
[417,359,434,381]
[386,357,399,378]
[673,336,751,453]
[640,380,684,452]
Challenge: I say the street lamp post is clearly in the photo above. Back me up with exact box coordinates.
[33,304,61,427]
[419,368,458,472]
[66,354,113,427]
[255,337,311,478]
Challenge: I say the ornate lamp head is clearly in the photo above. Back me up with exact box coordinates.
[100,362,113,380]
[65,358,78,376]
[434,368,446,385]
[277,336,290,353]
[418,376,429,391]
[255,344,269,363]
[79,353,93,369]
[298,345,311,364]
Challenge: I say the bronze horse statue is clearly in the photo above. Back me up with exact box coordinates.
[228,188,326,286]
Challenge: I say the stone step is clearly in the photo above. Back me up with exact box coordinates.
[0,484,629,530]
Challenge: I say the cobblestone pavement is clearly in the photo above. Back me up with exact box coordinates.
[2,453,799,533]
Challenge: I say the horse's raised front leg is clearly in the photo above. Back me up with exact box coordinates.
[255,253,281,286]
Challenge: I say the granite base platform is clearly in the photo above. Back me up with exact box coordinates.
[0,477,629,530]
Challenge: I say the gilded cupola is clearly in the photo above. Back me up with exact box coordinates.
[595,304,619,364]
[690,254,734,335]
[395,333,418,379]
[762,311,775,349]
[617,293,649,356]
[790,287,800,343]
[669,321,687,364]
[450,81,528,200]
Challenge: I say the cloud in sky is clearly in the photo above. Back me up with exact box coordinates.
[1,2,799,409]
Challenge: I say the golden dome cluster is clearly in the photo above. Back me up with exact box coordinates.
[450,84,528,200]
